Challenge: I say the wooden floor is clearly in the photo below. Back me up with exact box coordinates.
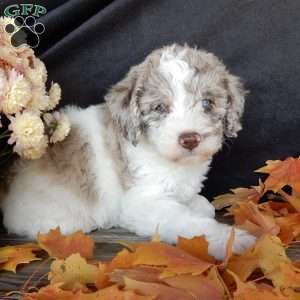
[1,213,300,298]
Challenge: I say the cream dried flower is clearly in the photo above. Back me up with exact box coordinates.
[8,110,46,151]
[24,56,47,86]
[27,87,48,111]
[1,69,31,115]
[15,135,48,159]
[45,83,61,111]
[44,111,70,143]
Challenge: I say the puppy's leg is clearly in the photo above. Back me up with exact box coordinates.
[188,195,215,218]
[120,190,255,260]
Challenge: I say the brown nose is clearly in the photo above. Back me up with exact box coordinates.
[178,132,201,150]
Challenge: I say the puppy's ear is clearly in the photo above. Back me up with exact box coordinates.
[224,74,247,138]
[105,63,146,146]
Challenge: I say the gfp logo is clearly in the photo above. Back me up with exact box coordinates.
[4,4,47,18]
[3,4,47,48]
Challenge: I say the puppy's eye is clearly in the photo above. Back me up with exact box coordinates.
[202,98,214,111]
[153,103,168,114]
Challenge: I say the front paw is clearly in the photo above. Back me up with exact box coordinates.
[207,226,256,260]
[189,195,215,218]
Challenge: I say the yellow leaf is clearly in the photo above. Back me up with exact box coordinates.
[49,253,98,291]
[0,243,41,272]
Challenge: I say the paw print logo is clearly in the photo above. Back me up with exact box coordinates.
[5,16,45,48]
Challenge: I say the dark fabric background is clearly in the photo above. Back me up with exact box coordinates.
[1,0,300,199]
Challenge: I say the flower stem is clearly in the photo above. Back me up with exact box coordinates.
[0,134,11,139]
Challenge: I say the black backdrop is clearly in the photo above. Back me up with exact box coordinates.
[1,0,300,199]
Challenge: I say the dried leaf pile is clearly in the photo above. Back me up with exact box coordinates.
[1,157,300,299]
[213,157,300,244]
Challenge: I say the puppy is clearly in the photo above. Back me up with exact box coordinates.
[2,44,255,260]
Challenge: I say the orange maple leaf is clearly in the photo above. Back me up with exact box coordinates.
[0,243,41,273]
[37,228,94,259]
[105,240,213,279]
[132,241,213,278]
[177,236,216,263]
[256,157,300,194]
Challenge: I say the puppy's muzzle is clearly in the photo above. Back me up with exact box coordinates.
[178,132,201,150]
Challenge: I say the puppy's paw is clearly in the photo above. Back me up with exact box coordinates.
[232,228,256,255]
[207,226,256,260]
[189,195,215,218]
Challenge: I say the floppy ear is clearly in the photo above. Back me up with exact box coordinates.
[105,63,146,146]
[224,74,247,138]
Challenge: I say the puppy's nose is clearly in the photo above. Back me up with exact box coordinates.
[178,132,201,150]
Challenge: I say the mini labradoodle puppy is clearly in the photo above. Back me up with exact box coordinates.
[2,44,255,259]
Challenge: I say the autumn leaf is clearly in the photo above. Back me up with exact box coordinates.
[109,266,162,285]
[228,270,288,300]
[132,242,213,278]
[163,274,223,300]
[227,235,300,289]
[278,189,300,212]
[276,213,300,244]
[105,241,213,279]
[38,228,94,259]
[80,285,154,300]
[110,267,223,300]
[0,243,41,272]
[49,253,98,291]
[95,262,112,289]
[230,201,280,236]
[212,183,263,210]
[22,283,78,300]
[106,248,135,272]
[94,248,137,289]
[177,236,216,263]
[256,157,300,194]
[207,266,232,299]
[227,235,282,282]
[123,277,195,300]
[266,201,296,215]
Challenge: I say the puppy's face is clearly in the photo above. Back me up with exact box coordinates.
[106,44,246,163]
